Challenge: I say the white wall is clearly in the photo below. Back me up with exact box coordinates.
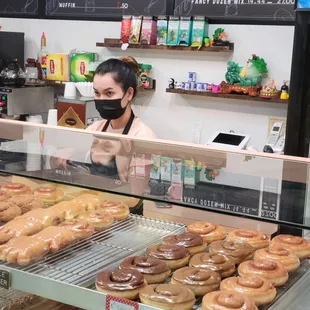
[0,18,293,150]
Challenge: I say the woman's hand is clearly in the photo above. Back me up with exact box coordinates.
[49,148,74,170]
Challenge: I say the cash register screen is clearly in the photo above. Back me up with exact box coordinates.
[213,133,245,146]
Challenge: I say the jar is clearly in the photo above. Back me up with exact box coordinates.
[0,60,26,87]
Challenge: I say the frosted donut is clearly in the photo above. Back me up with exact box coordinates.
[238,259,288,287]
[97,200,129,221]
[255,245,300,272]
[270,234,310,259]
[228,229,270,249]
[186,222,226,243]
[72,194,103,211]
[220,276,276,306]
[78,210,114,231]
[1,183,31,197]
[33,186,64,206]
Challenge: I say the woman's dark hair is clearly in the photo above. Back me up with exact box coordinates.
[95,57,138,98]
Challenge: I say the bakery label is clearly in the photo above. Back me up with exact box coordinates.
[106,295,139,310]
[0,269,10,289]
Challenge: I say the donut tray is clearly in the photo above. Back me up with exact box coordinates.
[0,288,27,309]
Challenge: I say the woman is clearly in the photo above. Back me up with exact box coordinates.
[52,57,156,214]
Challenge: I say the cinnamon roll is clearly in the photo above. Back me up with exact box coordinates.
[228,229,270,249]
[186,222,226,243]
[189,253,235,278]
[220,276,276,306]
[238,259,288,287]
[162,232,207,256]
[1,183,31,196]
[139,284,195,310]
[255,246,300,272]
[202,291,258,310]
[96,269,147,300]
[270,234,310,259]
[146,244,190,269]
[171,267,221,296]
[59,219,94,240]
[78,210,114,231]
[209,240,254,264]
[97,200,129,221]
[33,186,64,206]
[120,256,171,284]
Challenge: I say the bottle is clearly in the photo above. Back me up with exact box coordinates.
[38,32,48,80]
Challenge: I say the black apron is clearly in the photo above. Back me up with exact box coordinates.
[90,111,135,180]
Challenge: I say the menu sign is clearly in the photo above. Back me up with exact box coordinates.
[0,0,38,15]
[45,0,173,18]
[174,0,295,22]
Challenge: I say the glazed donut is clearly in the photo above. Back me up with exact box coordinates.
[270,234,310,259]
[50,201,86,221]
[146,244,190,269]
[220,276,276,306]
[8,194,44,214]
[97,200,129,221]
[228,229,270,249]
[59,219,95,240]
[1,183,31,196]
[209,240,254,265]
[119,256,171,284]
[0,192,10,202]
[238,259,288,287]
[72,194,103,211]
[78,210,114,231]
[16,208,61,227]
[33,186,64,206]
[96,269,147,300]
[255,246,300,272]
[162,232,207,256]
[202,290,258,310]
[186,222,226,243]
[189,253,235,278]
[171,267,221,296]
[139,284,195,310]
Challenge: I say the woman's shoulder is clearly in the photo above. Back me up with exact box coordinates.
[133,118,156,139]
[85,120,106,132]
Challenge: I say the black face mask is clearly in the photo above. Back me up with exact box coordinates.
[95,97,127,120]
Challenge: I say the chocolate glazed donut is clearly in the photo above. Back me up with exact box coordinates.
[120,256,171,284]
[162,232,207,256]
[202,291,258,310]
[146,244,190,269]
[171,267,221,296]
[96,269,147,300]
[139,284,196,310]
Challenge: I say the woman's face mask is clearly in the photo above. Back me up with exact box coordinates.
[94,96,127,120]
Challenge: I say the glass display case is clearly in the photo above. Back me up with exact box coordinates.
[0,119,309,310]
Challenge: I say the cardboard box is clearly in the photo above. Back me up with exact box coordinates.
[157,16,168,45]
[178,16,193,46]
[166,16,180,46]
[191,16,209,47]
[129,16,142,44]
[140,16,157,45]
[46,54,69,81]
[70,51,97,82]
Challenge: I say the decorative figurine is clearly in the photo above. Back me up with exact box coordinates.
[204,37,211,47]
[280,81,289,100]
[169,78,175,89]
[260,80,279,99]
[211,84,220,93]
[212,28,229,47]
[219,54,268,97]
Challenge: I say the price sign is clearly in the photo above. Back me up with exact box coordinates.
[0,269,11,290]
[106,295,139,310]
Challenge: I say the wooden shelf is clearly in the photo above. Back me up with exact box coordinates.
[166,88,289,104]
[96,39,234,53]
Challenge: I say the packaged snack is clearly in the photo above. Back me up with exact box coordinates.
[141,16,157,45]
[120,16,132,43]
[191,16,209,47]
[129,16,142,44]
[167,16,180,46]
[178,16,193,46]
[157,16,168,45]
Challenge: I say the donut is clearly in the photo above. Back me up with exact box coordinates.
[270,234,310,259]
[59,219,95,240]
[220,276,276,306]
[202,290,258,310]
[162,232,207,256]
[228,229,270,249]
[139,284,195,310]
[72,194,103,211]
[119,256,171,284]
[238,259,288,287]
[171,267,220,296]
[8,195,44,214]
[0,192,10,202]
[96,269,147,300]
[1,183,31,196]
[186,222,226,243]
[190,253,235,278]
[209,240,254,264]
[146,244,190,269]
[0,201,22,222]
[49,201,86,221]
[33,186,64,206]
[78,210,114,231]
[255,246,300,272]
[97,200,129,221]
